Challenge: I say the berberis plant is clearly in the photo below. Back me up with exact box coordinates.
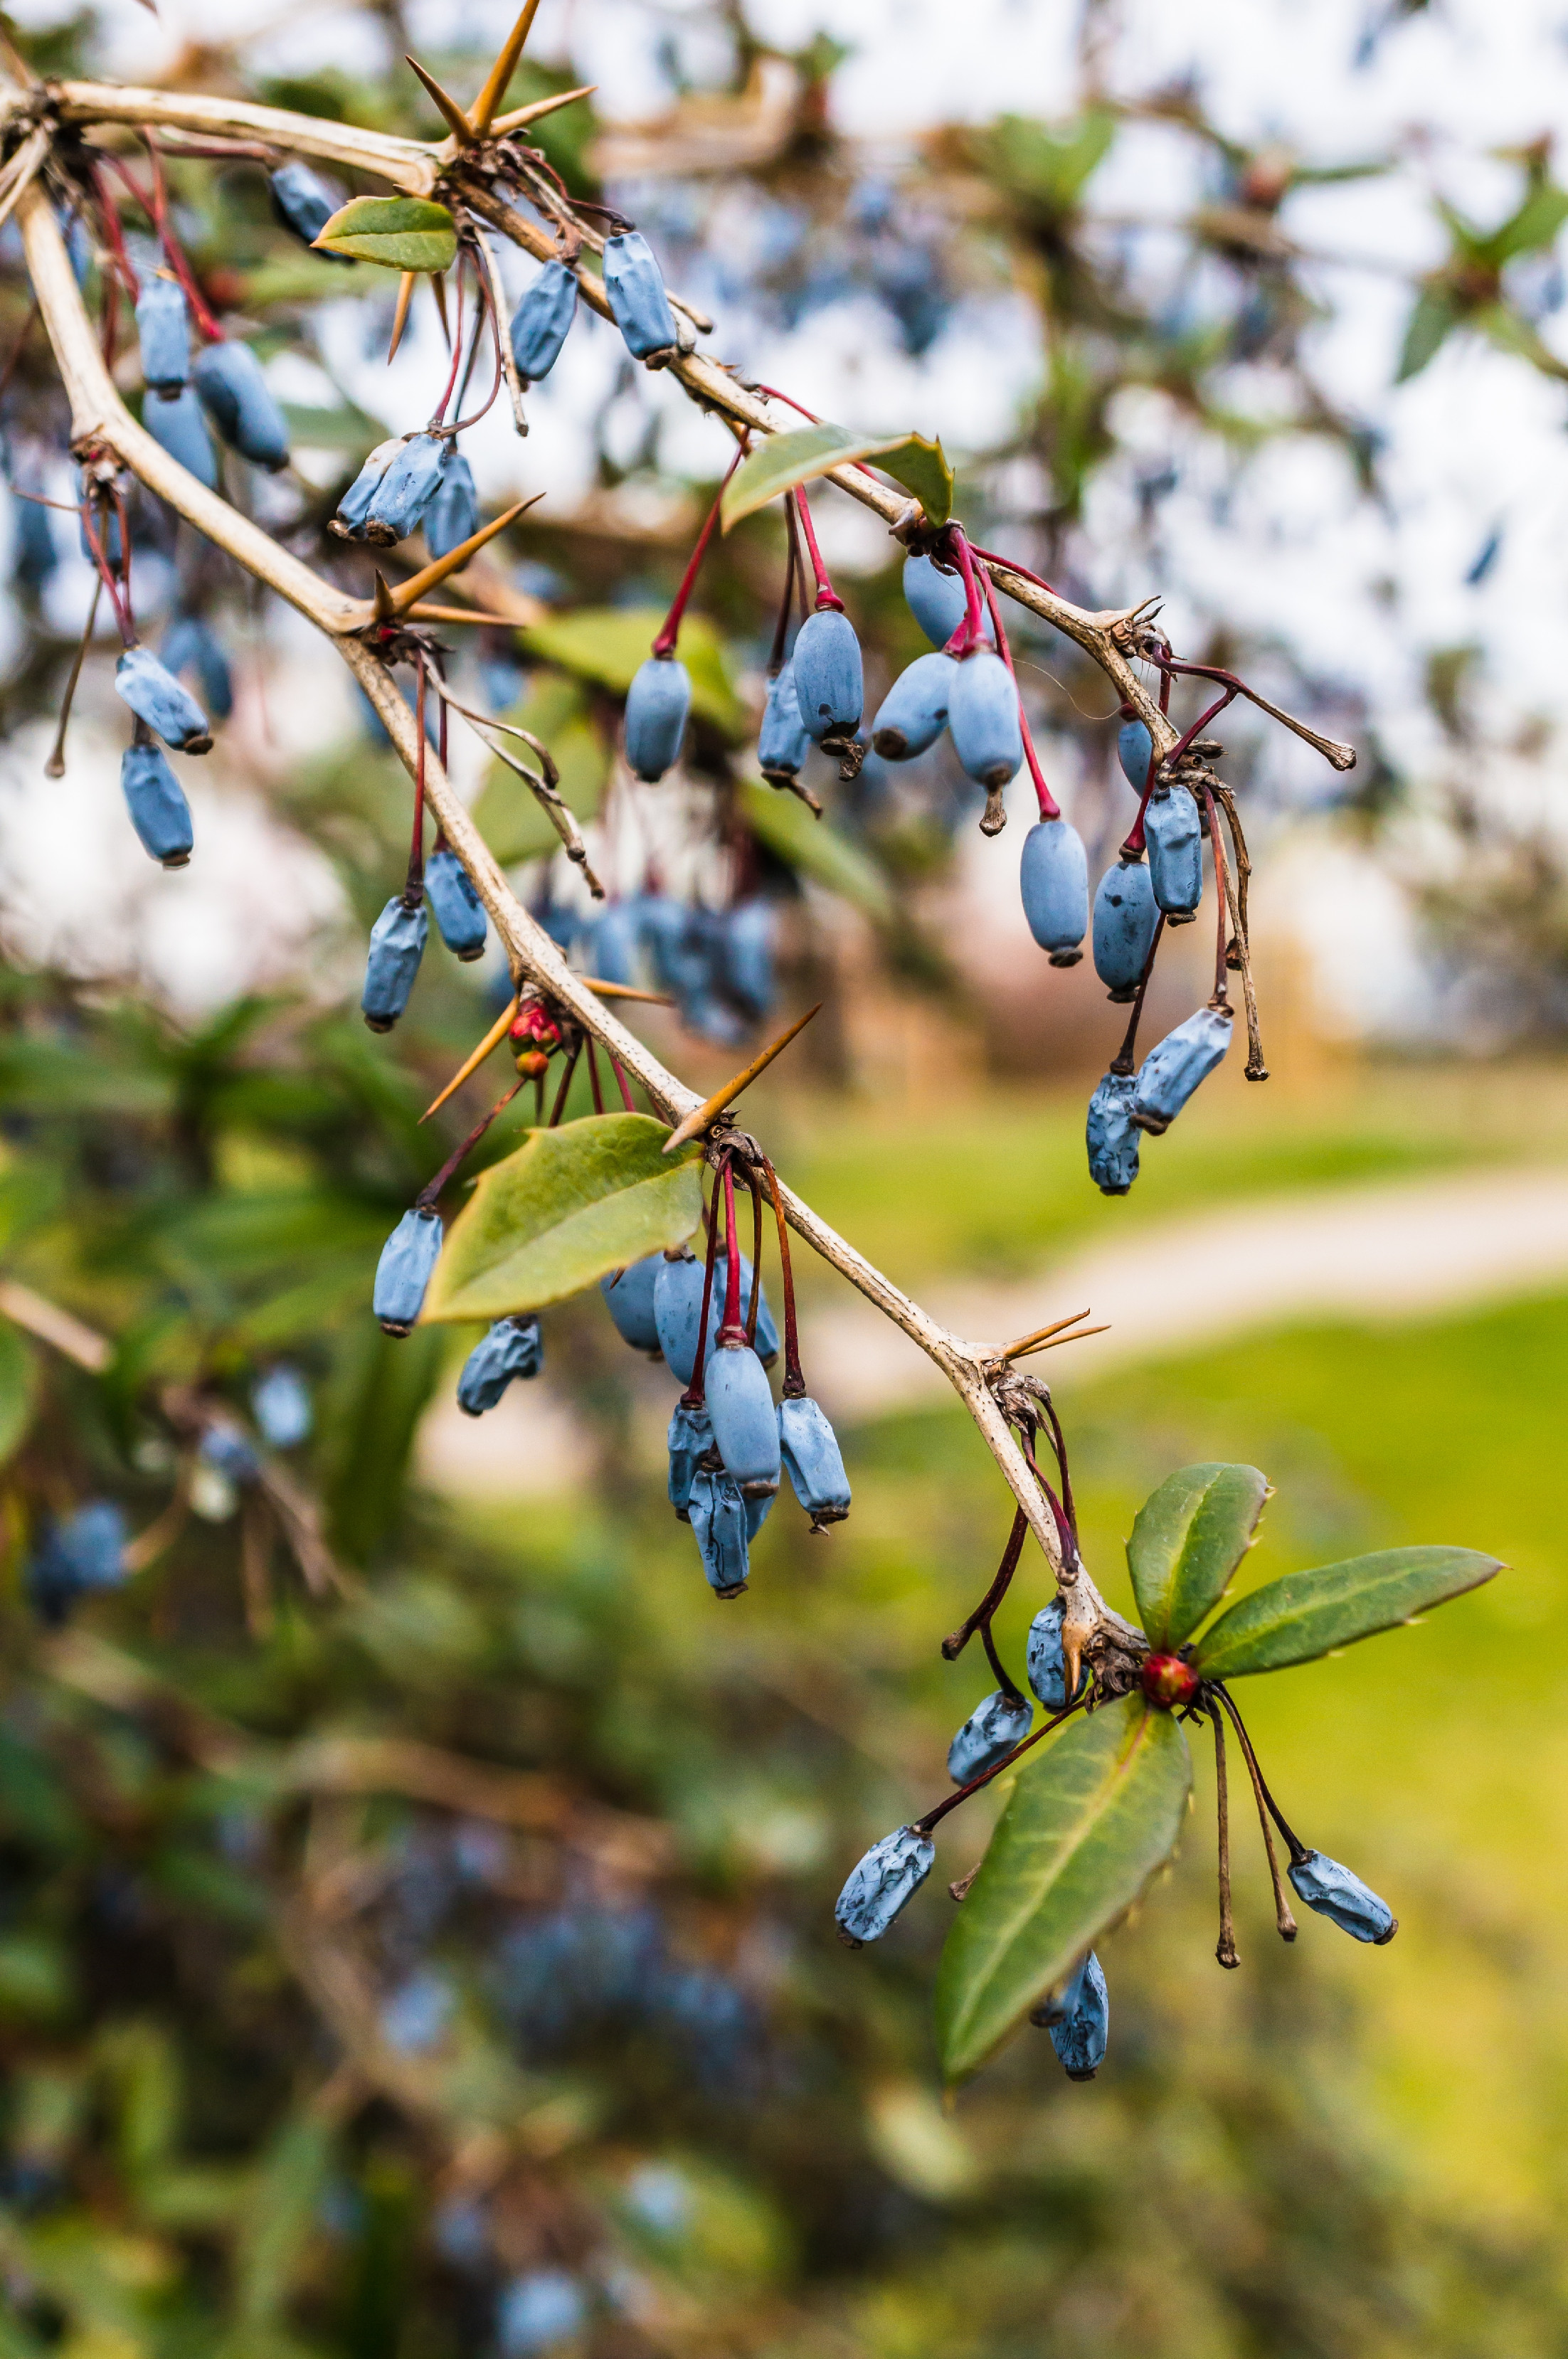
[0,0,1499,2127]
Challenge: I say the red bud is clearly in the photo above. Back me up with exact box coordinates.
[1140,1653,1199,1709]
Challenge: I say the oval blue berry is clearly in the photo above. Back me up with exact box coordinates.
[688,1465,751,1594]
[365,433,447,546]
[510,259,578,381]
[1131,1004,1232,1135]
[334,438,406,539]
[193,341,290,472]
[947,1688,1034,1784]
[457,1315,542,1414]
[602,1251,662,1355]
[1026,1598,1090,1710]
[161,613,233,720]
[142,383,216,489]
[793,608,862,742]
[705,1341,780,1497]
[948,650,1022,788]
[667,1398,712,1519]
[721,899,775,1020]
[136,275,190,394]
[778,1394,850,1528]
[624,656,692,782]
[425,846,487,961]
[901,551,990,650]
[1035,1949,1108,2079]
[115,646,211,753]
[270,161,338,250]
[1117,718,1154,790]
[601,231,679,362]
[423,448,480,562]
[1086,1070,1140,1196]
[1019,818,1088,964]
[1092,858,1158,999]
[120,738,194,866]
[1145,785,1203,919]
[654,1249,778,1383]
[361,896,428,1032]
[835,1825,935,1945]
[252,1364,312,1448]
[872,650,958,760]
[1287,1850,1397,1944]
[373,1207,442,1335]
[759,660,811,780]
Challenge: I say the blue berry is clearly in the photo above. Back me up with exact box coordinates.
[1034,1949,1108,2078]
[1117,718,1154,790]
[1091,857,1158,1000]
[136,275,190,394]
[948,650,1021,788]
[1131,1004,1232,1135]
[602,1251,663,1354]
[251,1364,312,1448]
[835,1825,935,1945]
[778,1394,850,1528]
[759,660,812,782]
[871,651,957,760]
[1145,785,1203,920]
[423,447,479,561]
[193,341,290,472]
[624,655,692,782]
[901,551,990,649]
[793,608,862,743]
[26,1500,128,1626]
[1086,1070,1140,1196]
[120,737,194,866]
[199,1424,260,1483]
[361,896,428,1032]
[1019,818,1088,965]
[1287,1851,1397,1944]
[509,259,578,381]
[705,1338,780,1497]
[457,1315,543,1414]
[721,900,775,1020]
[1026,1598,1088,1710]
[653,1249,778,1383]
[667,1399,712,1519]
[601,230,679,362]
[373,1208,442,1335]
[115,646,212,753]
[365,433,448,546]
[269,160,338,248]
[947,1687,1034,1784]
[333,438,406,539]
[161,613,233,720]
[142,383,216,488]
[12,493,57,589]
[688,1465,751,1594]
[425,847,487,961]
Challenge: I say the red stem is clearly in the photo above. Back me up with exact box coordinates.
[760,1155,804,1394]
[720,1162,743,1333]
[966,543,1060,599]
[940,526,987,659]
[78,500,133,644]
[1202,783,1231,1007]
[586,1034,605,1113]
[792,484,842,611]
[90,167,141,299]
[1120,687,1234,859]
[609,1053,636,1112]
[404,662,428,904]
[546,1037,582,1126]
[681,1160,726,1409]
[745,1166,763,1347]
[416,1077,524,1209]
[652,440,748,657]
[429,254,470,428]
[978,563,1058,820]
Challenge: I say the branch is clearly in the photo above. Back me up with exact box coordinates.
[14,110,1145,1650]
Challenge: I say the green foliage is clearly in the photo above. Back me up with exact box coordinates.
[1191,1542,1503,1678]
[312,195,458,271]
[518,608,746,735]
[721,422,954,530]
[935,1697,1191,2082]
[1127,1461,1269,1649]
[424,1114,703,1322]
[472,675,609,863]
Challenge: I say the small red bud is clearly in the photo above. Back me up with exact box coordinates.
[514,1048,551,1079]
[1140,1653,1199,1709]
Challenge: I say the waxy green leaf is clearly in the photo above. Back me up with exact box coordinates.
[1128,1461,1269,1650]
[934,1695,1190,2083]
[720,422,954,531]
[1191,1544,1503,1681]
[312,196,457,273]
[423,1113,701,1324]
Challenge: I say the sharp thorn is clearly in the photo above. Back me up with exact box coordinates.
[662,1004,822,1155]
[387,269,415,363]
[420,995,519,1123]
[467,0,544,136]
[405,53,475,145]
[389,496,540,614]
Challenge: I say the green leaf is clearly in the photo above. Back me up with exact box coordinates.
[934,1695,1191,2083]
[472,674,610,863]
[1192,1544,1503,1680]
[1127,1461,1269,1650]
[1397,283,1462,381]
[423,1113,701,1323]
[721,423,954,531]
[312,195,457,272]
[519,608,746,736]
[738,779,893,920]
[0,1320,36,1467]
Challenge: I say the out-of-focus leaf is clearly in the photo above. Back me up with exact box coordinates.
[0,1320,37,1465]
[1396,283,1461,381]
[472,674,610,862]
[739,780,893,919]
[1127,1461,1269,1649]
[970,110,1118,218]
[312,195,457,271]
[1475,301,1568,380]
[721,423,953,530]
[520,608,746,735]
[1192,1545,1503,1679]
[234,2111,334,2325]
[934,1695,1190,2082]
[0,1933,75,2021]
[424,1114,701,1323]
[317,1322,445,1566]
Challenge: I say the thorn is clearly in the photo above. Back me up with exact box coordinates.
[661,1004,822,1156]
[405,53,475,145]
[372,571,396,620]
[430,264,451,349]
[388,496,541,614]
[998,1310,1092,1362]
[387,269,415,363]
[401,602,526,626]
[467,0,544,136]
[579,977,673,1004]
[420,994,519,1123]
[488,83,598,137]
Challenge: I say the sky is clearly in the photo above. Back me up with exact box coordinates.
[4,0,1567,1032]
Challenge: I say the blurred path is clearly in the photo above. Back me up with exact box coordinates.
[803,1162,1568,1420]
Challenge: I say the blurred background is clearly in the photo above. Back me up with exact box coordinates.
[0,0,1565,2350]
